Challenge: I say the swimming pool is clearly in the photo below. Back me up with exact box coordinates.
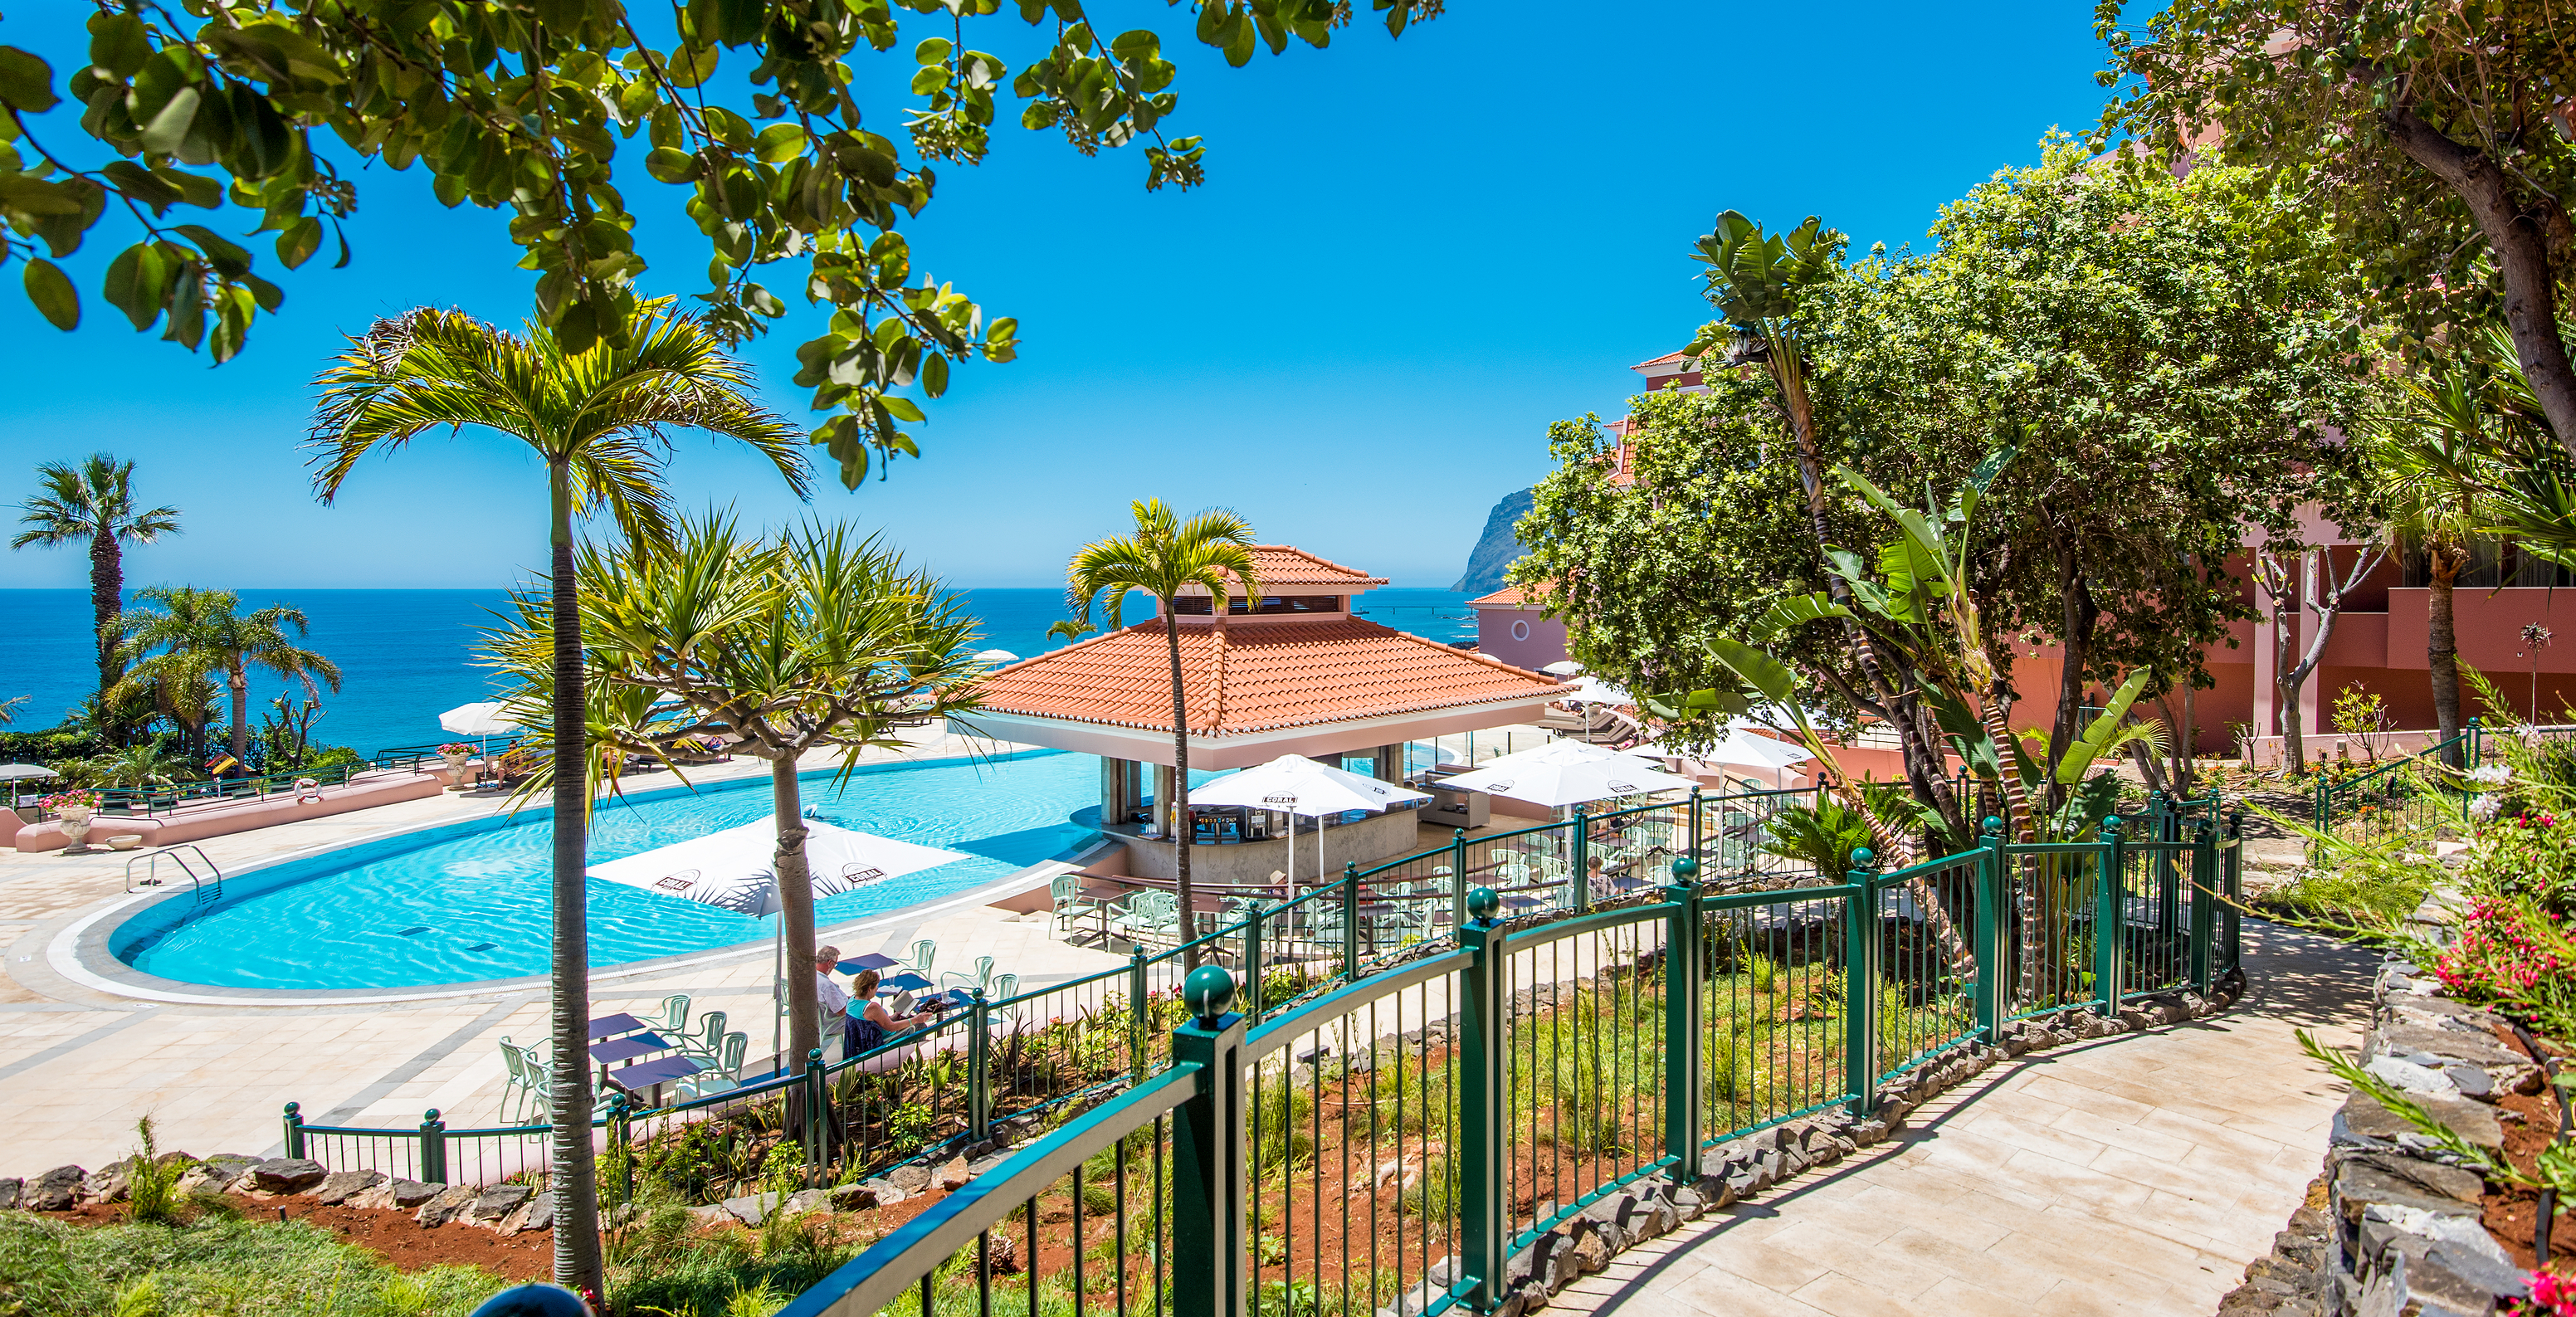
[110,750,1100,992]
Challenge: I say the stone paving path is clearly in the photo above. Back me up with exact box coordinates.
[1556,920,2374,1317]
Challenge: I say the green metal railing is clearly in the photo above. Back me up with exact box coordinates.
[773,804,2241,1317]
[88,757,375,817]
[275,782,2243,1317]
[2310,719,2486,852]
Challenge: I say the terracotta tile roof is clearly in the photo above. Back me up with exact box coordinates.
[1466,586,1529,606]
[974,617,1570,736]
[1631,349,1693,371]
[1175,545,1387,596]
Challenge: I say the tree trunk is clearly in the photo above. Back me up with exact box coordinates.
[2280,676,2305,776]
[1165,607,1197,973]
[2046,541,2100,814]
[90,534,123,740]
[773,756,819,1068]
[2381,107,2576,456]
[545,462,603,1300]
[227,666,251,765]
[2427,546,2463,767]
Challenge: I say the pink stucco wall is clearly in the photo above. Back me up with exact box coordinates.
[1472,604,1569,671]
[13,770,448,852]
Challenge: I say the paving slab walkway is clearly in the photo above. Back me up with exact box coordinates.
[1557,919,2374,1317]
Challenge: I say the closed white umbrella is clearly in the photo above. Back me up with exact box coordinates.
[591,819,969,1056]
[1438,739,1698,807]
[1189,754,1432,890]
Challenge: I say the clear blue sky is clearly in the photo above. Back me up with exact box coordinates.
[0,2,2115,592]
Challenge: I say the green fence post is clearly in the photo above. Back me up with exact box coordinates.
[1663,858,1704,1186]
[1170,965,1247,1317]
[968,991,991,1144]
[1129,947,1150,1081]
[1456,886,1508,1314]
[1245,903,1267,1019]
[1342,863,1362,982]
[2095,819,2125,1017]
[1974,817,2006,1042]
[1570,804,1590,913]
[2223,808,2245,973]
[418,1110,446,1185]
[1687,788,1704,878]
[2190,817,2217,992]
[610,1093,633,1206]
[803,1047,827,1183]
[2466,715,2482,773]
[282,1102,305,1159]
[1843,850,1881,1119]
[2155,793,2182,958]
[1449,827,1468,939]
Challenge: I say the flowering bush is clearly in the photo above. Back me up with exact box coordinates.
[35,788,103,815]
[2463,809,2576,915]
[2432,896,2569,999]
[437,742,476,757]
[2522,1268,2576,1317]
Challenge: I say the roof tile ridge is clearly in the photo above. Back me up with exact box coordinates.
[1244,544,1388,584]
[1356,618,1574,687]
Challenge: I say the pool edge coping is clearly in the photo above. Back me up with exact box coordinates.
[52,754,1115,1007]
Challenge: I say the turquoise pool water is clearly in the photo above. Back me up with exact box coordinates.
[110,751,1099,992]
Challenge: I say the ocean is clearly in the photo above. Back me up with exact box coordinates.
[0,587,1477,756]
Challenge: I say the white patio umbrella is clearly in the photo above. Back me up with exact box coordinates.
[1539,660,1584,676]
[590,818,969,1057]
[1566,675,1634,705]
[971,649,1020,667]
[1437,738,1698,807]
[1634,728,1815,790]
[438,701,522,758]
[0,763,58,809]
[1188,754,1431,890]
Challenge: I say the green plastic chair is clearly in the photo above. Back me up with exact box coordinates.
[907,939,937,977]
[655,993,690,1037]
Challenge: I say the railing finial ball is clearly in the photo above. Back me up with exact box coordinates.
[1981,815,2003,836]
[1466,885,1500,923]
[1183,964,1236,1027]
[1851,847,1875,871]
[1670,856,1700,884]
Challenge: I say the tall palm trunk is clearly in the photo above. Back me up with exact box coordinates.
[546,464,603,1299]
[1164,607,1197,973]
[1978,698,2048,1003]
[774,758,820,1067]
[2427,545,2464,768]
[227,666,251,765]
[90,534,123,738]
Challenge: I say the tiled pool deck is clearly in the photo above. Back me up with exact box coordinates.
[0,730,1136,1174]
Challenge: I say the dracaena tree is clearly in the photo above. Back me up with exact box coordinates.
[0,1,1439,485]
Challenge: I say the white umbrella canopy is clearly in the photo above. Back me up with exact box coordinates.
[1188,754,1431,817]
[588,818,968,915]
[1189,754,1432,891]
[1440,739,1699,807]
[0,764,61,782]
[1539,660,1584,676]
[1456,739,1651,775]
[1564,675,1633,705]
[1647,729,1814,772]
[439,701,522,739]
[971,649,1020,667]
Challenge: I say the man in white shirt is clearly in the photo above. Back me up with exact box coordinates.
[812,944,852,1058]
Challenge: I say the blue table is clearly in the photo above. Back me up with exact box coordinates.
[586,1012,650,1041]
[880,972,934,995]
[836,953,900,975]
[589,1031,673,1065]
[603,1053,706,1103]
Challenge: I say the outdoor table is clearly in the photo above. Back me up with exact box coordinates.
[586,1012,650,1041]
[588,1031,674,1065]
[835,952,900,975]
[880,971,934,995]
[602,1053,705,1106]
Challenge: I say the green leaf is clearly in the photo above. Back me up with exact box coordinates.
[139,85,200,157]
[880,395,925,423]
[87,14,152,80]
[0,46,58,114]
[275,215,322,269]
[22,257,77,329]
[1704,634,1796,705]
[101,241,169,329]
[2054,670,2154,785]
[753,123,805,164]
[100,160,183,212]
[1749,592,1851,640]
[173,223,251,276]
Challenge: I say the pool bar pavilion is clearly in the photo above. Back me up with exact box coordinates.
[963,547,1573,888]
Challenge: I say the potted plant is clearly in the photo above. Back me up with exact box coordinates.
[437,742,476,790]
[39,788,105,851]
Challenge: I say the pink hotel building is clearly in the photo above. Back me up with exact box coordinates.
[1471,352,2576,759]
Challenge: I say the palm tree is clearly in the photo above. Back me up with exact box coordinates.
[2369,373,2508,766]
[105,586,229,761]
[497,515,986,1071]
[306,300,807,1295]
[11,454,182,719]
[70,734,188,791]
[1064,500,1261,969]
[112,587,343,768]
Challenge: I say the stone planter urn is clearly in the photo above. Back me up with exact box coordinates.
[54,805,93,851]
[439,751,473,792]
